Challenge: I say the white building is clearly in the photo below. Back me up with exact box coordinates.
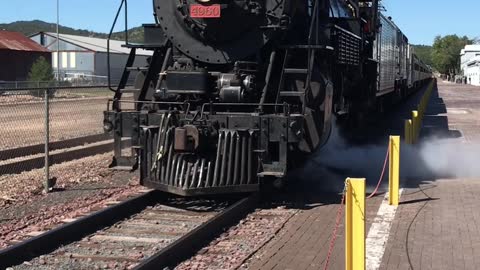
[30,32,152,83]
[460,45,480,86]
[464,56,480,86]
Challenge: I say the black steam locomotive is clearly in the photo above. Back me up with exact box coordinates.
[104,0,431,196]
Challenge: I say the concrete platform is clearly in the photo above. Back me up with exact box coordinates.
[245,81,480,270]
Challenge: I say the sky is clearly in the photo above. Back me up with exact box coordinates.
[0,0,154,33]
[382,0,479,45]
[0,0,478,45]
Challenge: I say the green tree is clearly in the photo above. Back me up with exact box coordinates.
[28,56,54,82]
[27,56,55,97]
[413,45,433,67]
[431,35,472,75]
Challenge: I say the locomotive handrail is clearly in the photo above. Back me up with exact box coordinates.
[107,99,291,109]
[107,0,129,92]
[304,0,322,113]
[106,99,292,116]
[258,51,277,111]
[200,102,291,119]
[107,99,191,113]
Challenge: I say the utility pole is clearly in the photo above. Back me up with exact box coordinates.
[45,0,60,193]
[56,0,60,81]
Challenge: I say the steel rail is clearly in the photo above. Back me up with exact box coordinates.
[0,140,115,175]
[0,134,110,162]
[0,192,258,269]
[134,193,259,270]
[0,85,122,91]
[0,190,159,269]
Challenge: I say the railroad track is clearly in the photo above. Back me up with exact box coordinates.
[0,190,258,269]
[0,134,121,175]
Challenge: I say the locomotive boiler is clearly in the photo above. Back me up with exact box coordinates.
[103,0,430,196]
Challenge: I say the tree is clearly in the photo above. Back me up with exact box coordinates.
[413,45,433,67]
[28,56,54,82]
[431,35,473,75]
[27,56,55,97]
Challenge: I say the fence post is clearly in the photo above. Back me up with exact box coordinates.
[389,136,400,206]
[345,178,366,270]
[44,88,50,193]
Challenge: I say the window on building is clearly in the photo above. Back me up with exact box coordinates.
[62,52,68,68]
[52,52,58,68]
[70,52,76,68]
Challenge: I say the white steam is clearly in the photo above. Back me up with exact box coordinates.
[295,125,480,192]
[412,139,480,179]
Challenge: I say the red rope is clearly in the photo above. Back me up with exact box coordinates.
[323,142,391,270]
[367,143,390,199]
[323,182,347,270]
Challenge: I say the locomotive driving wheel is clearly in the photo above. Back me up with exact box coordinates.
[294,64,334,155]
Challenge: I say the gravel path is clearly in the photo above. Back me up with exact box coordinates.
[0,153,142,249]
[0,97,107,151]
[10,200,227,270]
[175,204,298,270]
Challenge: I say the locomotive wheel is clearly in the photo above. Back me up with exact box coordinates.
[297,67,334,154]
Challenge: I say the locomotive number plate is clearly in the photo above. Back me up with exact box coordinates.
[190,4,221,18]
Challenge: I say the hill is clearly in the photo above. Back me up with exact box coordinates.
[412,44,433,67]
[0,20,143,42]
[0,21,436,68]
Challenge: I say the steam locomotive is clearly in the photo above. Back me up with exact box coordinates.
[103,0,431,196]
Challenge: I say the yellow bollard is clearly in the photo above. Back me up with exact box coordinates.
[411,110,419,143]
[389,136,400,206]
[404,120,412,144]
[345,178,366,270]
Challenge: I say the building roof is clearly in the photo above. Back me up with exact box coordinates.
[40,32,152,56]
[462,45,480,54]
[0,31,50,52]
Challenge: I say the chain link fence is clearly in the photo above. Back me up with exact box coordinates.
[0,78,126,90]
[0,85,125,191]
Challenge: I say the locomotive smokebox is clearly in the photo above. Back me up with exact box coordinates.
[154,0,291,64]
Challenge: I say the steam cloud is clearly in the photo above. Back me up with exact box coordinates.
[295,125,480,192]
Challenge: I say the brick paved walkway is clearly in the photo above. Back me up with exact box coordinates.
[379,81,480,270]
[246,81,480,270]
[244,84,429,270]
[245,189,384,270]
[379,179,480,270]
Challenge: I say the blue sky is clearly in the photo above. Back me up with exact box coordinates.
[0,0,154,33]
[382,0,479,45]
[0,0,478,45]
